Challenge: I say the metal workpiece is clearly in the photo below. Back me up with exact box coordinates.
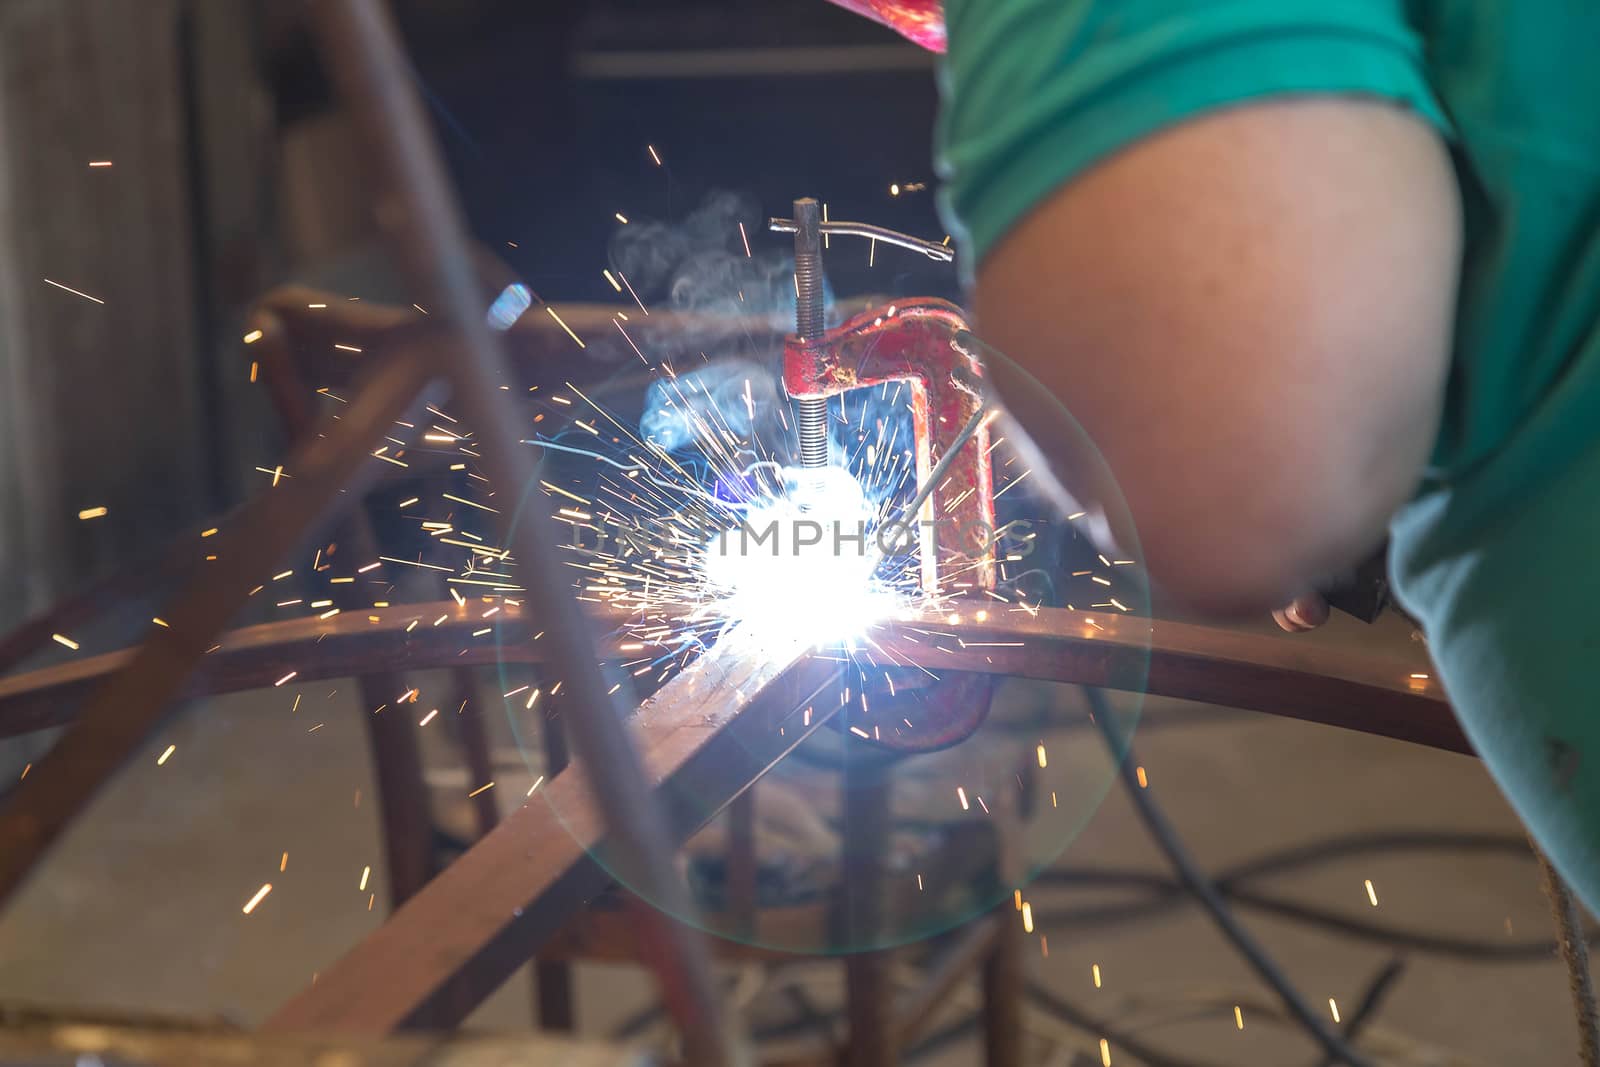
[0,601,1458,754]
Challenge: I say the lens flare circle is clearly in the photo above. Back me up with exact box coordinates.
[495,325,1149,957]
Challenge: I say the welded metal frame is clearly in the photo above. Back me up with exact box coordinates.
[0,600,1452,1058]
[266,626,843,1033]
[0,589,1454,1043]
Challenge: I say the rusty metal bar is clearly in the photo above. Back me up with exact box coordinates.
[0,603,623,738]
[258,313,445,932]
[305,2,735,1056]
[843,760,896,1067]
[0,509,239,678]
[0,606,1460,753]
[890,916,1002,1051]
[356,670,437,922]
[0,342,437,907]
[534,689,575,1030]
[868,609,1464,755]
[0,593,1456,1039]
[265,629,839,1033]
[979,898,1024,1067]
[0,1020,645,1066]
[727,790,759,940]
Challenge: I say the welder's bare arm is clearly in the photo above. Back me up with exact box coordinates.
[974,99,1462,615]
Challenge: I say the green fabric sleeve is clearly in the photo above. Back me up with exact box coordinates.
[936,0,1454,266]
[936,0,1600,918]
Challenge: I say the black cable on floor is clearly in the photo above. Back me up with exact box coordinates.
[1532,841,1599,1067]
[894,980,1230,1067]
[1312,958,1405,1067]
[1023,980,1232,1067]
[1081,684,1375,1066]
[1033,864,1594,961]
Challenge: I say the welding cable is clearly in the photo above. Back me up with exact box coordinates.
[1027,826,1599,962]
[1021,981,1233,1067]
[737,958,1228,1067]
[1031,872,1590,962]
[1080,685,1377,1067]
[694,782,1597,964]
[735,950,1411,1066]
[1532,840,1600,1067]
[902,957,1404,1067]
[1313,958,1408,1067]
[652,818,1592,965]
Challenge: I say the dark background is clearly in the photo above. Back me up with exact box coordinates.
[272,0,951,304]
[0,0,956,629]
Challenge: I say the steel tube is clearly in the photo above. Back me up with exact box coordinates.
[0,343,437,908]
[305,2,735,1058]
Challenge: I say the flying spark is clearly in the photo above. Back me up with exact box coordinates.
[44,278,104,304]
[242,883,273,914]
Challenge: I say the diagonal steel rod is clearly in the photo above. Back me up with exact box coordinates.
[0,342,437,906]
[266,631,841,1033]
[305,2,736,1060]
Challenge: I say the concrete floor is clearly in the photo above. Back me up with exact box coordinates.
[0,611,1584,1065]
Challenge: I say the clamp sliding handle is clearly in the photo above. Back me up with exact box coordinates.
[769,216,954,262]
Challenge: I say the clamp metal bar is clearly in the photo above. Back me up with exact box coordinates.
[769,216,954,262]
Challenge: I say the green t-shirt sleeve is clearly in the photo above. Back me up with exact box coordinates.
[936,0,1455,266]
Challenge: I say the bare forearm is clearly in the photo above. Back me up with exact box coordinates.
[973,99,1460,614]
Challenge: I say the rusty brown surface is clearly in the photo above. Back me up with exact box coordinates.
[0,1009,644,1066]
[249,284,784,397]
[0,343,438,909]
[264,627,840,1034]
[305,4,735,1055]
[0,604,1460,752]
[868,608,1462,754]
[0,595,1457,1038]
